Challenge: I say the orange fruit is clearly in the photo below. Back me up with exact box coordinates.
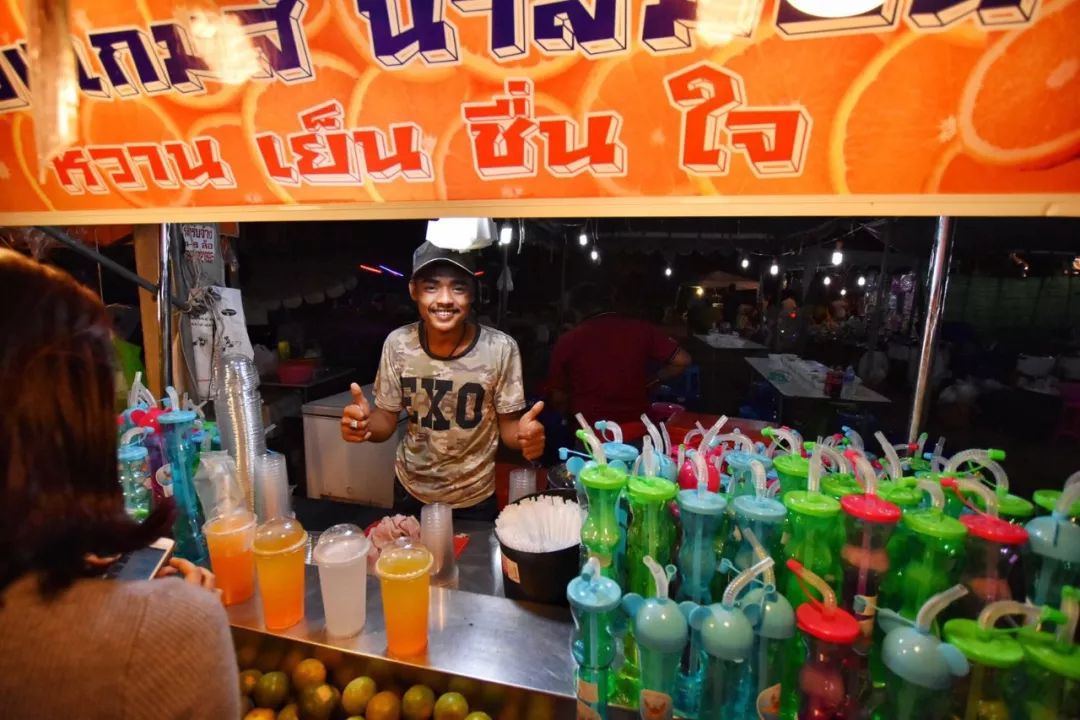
[402,684,436,720]
[240,669,264,696]
[926,141,1080,193]
[831,29,989,194]
[298,683,341,720]
[366,690,403,720]
[700,30,886,196]
[292,658,328,692]
[958,0,1080,168]
[242,51,375,204]
[253,671,291,709]
[342,676,378,716]
[433,692,470,720]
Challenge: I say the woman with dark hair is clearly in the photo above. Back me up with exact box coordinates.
[0,250,239,719]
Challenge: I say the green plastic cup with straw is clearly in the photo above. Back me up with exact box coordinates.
[781,443,842,610]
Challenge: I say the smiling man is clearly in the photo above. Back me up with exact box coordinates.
[341,241,545,521]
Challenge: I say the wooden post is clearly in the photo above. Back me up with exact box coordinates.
[133,225,163,398]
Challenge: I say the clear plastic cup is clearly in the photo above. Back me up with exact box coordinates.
[420,503,456,586]
[509,467,537,504]
[314,524,371,638]
[253,516,308,630]
[204,509,256,606]
[375,539,433,656]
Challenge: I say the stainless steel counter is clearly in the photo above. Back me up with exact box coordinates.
[228,522,637,717]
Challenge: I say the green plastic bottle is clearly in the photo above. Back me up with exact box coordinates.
[880,507,968,624]
[773,453,810,498]
[580,463,628,585]
[1016,586,1080,720]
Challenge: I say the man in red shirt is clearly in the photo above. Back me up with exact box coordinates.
[548,283,692,443]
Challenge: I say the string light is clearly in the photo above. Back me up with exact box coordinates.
[832,248,844,266]
[857,275,866,287]
[741,257,750,269]
[840,288,847,296]
[578,232,588,246]
[769,261,779,276]
[499,225,512,245]
[823,276,832,286]
[665,267,673,277]
[590,249,599,262]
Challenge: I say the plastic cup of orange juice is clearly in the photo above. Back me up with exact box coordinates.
[253,516,308,630]
[375,539,434,657]
[204,509,256,606]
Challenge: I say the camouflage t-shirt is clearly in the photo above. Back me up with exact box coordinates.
[373,322,526,507]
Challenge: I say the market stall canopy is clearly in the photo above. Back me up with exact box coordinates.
[0,0,1074,224]
[697,270,759,291]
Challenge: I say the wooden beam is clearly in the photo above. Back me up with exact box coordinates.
[133,225,163,399]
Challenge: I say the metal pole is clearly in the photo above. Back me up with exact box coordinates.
[908,216,953,443]
[158,224,173,393]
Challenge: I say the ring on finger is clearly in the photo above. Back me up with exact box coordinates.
[350,419,359,430]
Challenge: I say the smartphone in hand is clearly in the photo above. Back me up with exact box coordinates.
[103,538,176,581]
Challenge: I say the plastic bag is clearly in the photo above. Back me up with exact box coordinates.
[193,451,245,520]
[27,0,79,180]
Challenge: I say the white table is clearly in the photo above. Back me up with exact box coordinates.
[746,356,891,403]
[695,333,767,351]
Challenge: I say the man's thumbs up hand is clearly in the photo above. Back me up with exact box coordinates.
[341,382,372,442]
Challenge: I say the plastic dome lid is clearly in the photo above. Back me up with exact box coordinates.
[253,516,308,555]
[677,488,727,516]
[580,464,627,491]
[741,587,796,640]
[733,494,787,524]
[628,475,678,504]
[1017,627,1080,681]
[697,604,754,661]
[726,451,772,472]
[903,509,967,542]
[821,473,863,499]
[969,491,1035,520]
[603,442,640,465]
[841,494,901,524]
[313,523,370,566]
[772,453,810,478]
[624,597,688,653]
[883,627,969,690]
[374,538,433,580]
[567,569,622,613]
[943,619,1024,669]
[117,444,149,461]
[783,491,841,519]
[878,480,924,509]
[1034,489,1080,517]
[795,602,859,645]
[1025,515,1080,563]
[158,410,197,425]
[960,514,1028,545]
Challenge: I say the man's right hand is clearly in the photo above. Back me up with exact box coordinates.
[341,382,372,442]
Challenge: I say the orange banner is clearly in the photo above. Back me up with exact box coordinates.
[0,0,1076,222]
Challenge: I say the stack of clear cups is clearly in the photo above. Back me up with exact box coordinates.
[214,354,266,512]
[509,467,537,504]
[420,502,457,586]
[254,451,292,522]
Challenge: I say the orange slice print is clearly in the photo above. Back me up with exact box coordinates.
[346,66,481,202]
[186,112,277,207]
[831,28,988,194]
[958,0,1080,168]
[699,30,887,196]
[926,141,1080,193]
[241,51,375,204]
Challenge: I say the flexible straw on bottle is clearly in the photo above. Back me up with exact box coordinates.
[741,526,776,588]
[640,414,665,457]
[722,556,775,609]
[713,432,755,453]
[595,420,623,444]
[643,555,675,599]
[955,478,999,518]
[944,449,1009,493]
[807,443,824,494]
[916,479,946,510]
[1053,480,1080,517]
[875,431,904,481]
[915,584,969,633]
[811,441,852,476]
[786,559,839,615]
[1058,587,1079,643]
[845,450,880,496]
[976,600,1043,631]
[842,426,865,451]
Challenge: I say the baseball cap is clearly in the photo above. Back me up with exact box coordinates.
[411,241,477,279]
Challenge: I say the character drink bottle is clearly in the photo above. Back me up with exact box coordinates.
[781,445,842,609]
[686,556,773,720]
[117,430,152,522]
[943,600,1048,720]
[621,557,689,720]
[876,585,971,720]
[1024,481,1080,607]
[568,558,623,720]
[778,560,861,720]
[724,460,787,575]
[724,450,774,499]
[953,479,1029,619]
[728,528,794,720]
[579,434,628,585]
[1016,586,1080,720]
[674,454,727,718]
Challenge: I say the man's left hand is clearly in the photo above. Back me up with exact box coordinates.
[517,401,546,461]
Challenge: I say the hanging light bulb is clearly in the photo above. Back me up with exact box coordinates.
[590,249,599,262]
[664,267,673,277]
[832,248,844,266]
[499,225,512,245]
[769,261,779,276]
[741,257,750,269]
[578,232,588,246]
[840,288,847,297]
[823,276,832,286]
[857,275,866,287]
